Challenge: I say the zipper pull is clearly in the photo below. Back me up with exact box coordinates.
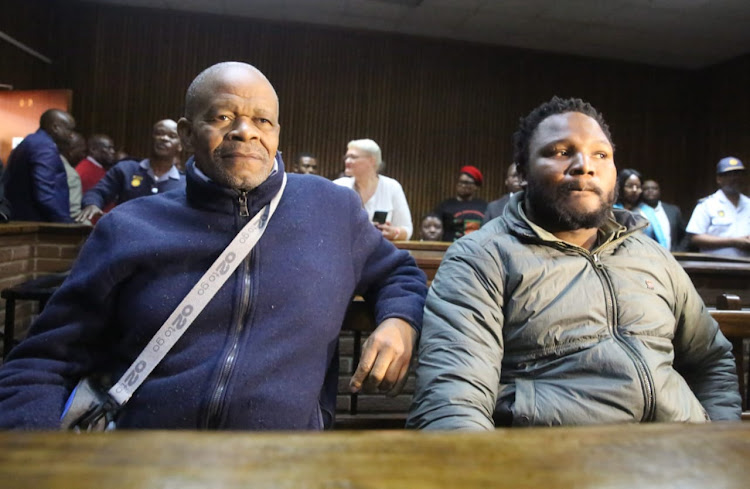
[593,254,603,268]
[238,191,249,217]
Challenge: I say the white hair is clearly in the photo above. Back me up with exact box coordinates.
[348,139,382,169]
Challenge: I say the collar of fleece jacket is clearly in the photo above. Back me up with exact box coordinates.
[184,152,285,216]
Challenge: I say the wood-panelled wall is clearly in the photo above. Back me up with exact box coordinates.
[2,0,748,226]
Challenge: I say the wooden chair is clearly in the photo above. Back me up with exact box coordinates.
[1,271,69,359]
[711,293,750,420]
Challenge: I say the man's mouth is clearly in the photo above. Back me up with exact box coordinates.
[564,182,602,196]
[221,151,264,160]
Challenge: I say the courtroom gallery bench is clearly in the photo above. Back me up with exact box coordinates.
[1,423,748,488]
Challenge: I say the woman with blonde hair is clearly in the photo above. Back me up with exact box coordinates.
[334,139,413,241]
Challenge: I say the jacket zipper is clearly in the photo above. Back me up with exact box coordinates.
[202,190,253,428]
[238,191,249,217]
[589,251,656,422]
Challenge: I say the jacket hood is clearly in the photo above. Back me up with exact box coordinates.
[502,190,648,243]
[185,152,285,217]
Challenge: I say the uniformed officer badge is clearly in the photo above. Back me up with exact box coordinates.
[718,210,725,217]
[131,175,143,187]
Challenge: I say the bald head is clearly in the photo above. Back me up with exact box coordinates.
[39,109,75,147]
[184,62,278,120]
[178,61,281,190]
[39,109,72,131]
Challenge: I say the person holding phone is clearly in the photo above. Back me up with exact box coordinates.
[334,139,413,241]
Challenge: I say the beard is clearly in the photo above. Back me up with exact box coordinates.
[202,146,273,191]
[525,179,617,232]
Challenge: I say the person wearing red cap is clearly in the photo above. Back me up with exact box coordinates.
[433,165,487,241]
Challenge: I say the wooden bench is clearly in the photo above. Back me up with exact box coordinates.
[712,293,750,419]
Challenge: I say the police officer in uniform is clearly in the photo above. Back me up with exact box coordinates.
[686,156,750,258]
[78,119,185,223]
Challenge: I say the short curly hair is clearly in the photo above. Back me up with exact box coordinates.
[512,96,613,179]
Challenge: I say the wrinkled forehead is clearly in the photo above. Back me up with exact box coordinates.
[153,120,178,134]
[196,68,278,112]
[533,112,611,146]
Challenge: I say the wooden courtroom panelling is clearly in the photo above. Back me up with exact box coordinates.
[0,423,748,488]
[6,0,749,226]
[703,53,750,199]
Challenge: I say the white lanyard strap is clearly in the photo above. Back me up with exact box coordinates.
[109,173,287,405]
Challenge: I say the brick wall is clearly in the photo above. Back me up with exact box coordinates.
[0,223,91,352]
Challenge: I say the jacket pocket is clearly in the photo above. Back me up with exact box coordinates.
[511,378,536,426]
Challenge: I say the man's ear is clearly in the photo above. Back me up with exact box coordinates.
[177,117,193,153]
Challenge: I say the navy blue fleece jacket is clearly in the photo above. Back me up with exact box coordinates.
[0,155,426,430]
[81,159,185,209]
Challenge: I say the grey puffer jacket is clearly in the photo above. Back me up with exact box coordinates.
[407,193,741,430]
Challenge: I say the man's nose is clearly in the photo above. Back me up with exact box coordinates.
[570,153,595,175]
[228,117,257,141]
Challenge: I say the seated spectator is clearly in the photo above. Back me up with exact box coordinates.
[641,179,687,251]
[4,109,75,223]
[407,96,740,431]
[613,168,667,248]
[76,134,117,193]
[293,153,319,175]
[686,157,749,258]
[78,120,185,223]
[483,163,523,225]
[334,139,413,241]
[435,166,487,241]
[0,61,427,430]
[419,213,444,242]
[59,131,87,221]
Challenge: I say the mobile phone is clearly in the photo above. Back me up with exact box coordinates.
[372,211,388,225]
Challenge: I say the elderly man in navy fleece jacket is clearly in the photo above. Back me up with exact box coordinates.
[0,62,427,430]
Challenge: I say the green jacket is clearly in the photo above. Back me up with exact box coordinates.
[407,192,741,430]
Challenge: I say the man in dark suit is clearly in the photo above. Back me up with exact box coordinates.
[482,163,524,225]
[4,109,76,223]
[642,179,687,251]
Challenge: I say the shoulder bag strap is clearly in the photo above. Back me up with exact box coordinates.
[108,173,287,405]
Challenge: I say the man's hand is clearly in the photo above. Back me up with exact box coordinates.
[77,204,103,223]
[349,317,417,397]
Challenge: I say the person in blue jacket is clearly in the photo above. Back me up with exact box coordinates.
[0,62,427,430]
[3,109,76,223]
[78,119,185,222]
